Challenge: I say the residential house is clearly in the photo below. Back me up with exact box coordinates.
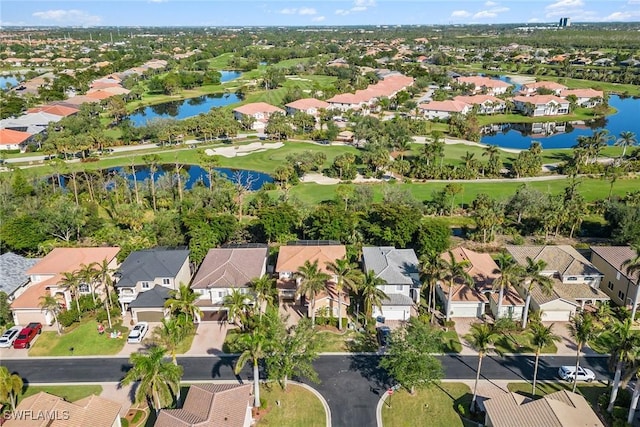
[232,102,285,130]
[10,247,120,326]
[27,104,80,118]
[513,95,569,117]
[275,243,349,318]
[155,383,252,427]
[285,98,330,118]
[560,88,604,107]
[361,246,419,321]
[418,100,471,120]
[437,247,524,320]
[455,76,512,96]
[483,390,603,427]
[506,245,609,321]
[327,74,413,113]
[190,245,269,322]
[0,252,40,297]
[453,95,506,115]
[4,392,122,427]
[0,128,32,151]
[590,246,640,319]
[519,81,568,96]
[114,248,191,322]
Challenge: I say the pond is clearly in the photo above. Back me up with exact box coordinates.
[0,76,19,91]
[480,95,640,150]
[219,70,242,83]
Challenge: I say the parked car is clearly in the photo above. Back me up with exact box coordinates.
[13,323,42,349]
[376,326,392,348]
[0,326,22,348]
[558,365,596,382]
[127,322,149,344]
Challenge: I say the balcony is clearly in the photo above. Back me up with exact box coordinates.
[118,290,137,304]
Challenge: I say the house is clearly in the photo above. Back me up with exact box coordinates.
[483,390,603,427]
[190,245,269,322]
[519,81,568,96]
[4,392,122,427]
[560,88,604,107]
[590,246,640,319]
[0,252,40,297]
[513,95,569,117]
[155,383,252,427]
[437,247,524,320]
[0,128,32,151]
[10,247,120,326]
[285,98,330,117]
[455,76,512,96]
[453,95,506,115]
[418,100,471,120]
[114,248,191,322]
[327,74,413,112]
[506,245,609,321]
[361,247,420,321]
[232,102,285,130]
[27,104,80,118]
[275,243,349,318]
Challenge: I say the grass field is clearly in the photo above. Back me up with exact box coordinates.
[506,381,606,409]
[257,383,326,427]
[20,384,103,404]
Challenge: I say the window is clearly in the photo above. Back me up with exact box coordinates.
[162,278,171,285]
[396,285,404,291]
[584,277,594,281]
[141,282,150,289]
[78,284,90,293]
[616,271,621,280]
[218,291,226,298]
[608,281,614,290]
[618,290,625,301]
[567,277,577,281]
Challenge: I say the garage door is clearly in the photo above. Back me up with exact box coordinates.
[542,311,570,321]
[201,311,228,322]
[452,304,482,318]
[381,308,410,321]
[135,311,165,322]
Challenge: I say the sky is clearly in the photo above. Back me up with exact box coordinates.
[1,0,639,27]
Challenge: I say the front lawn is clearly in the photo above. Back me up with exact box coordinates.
[28,318,129,356]
[507,382,606,409]
[317,329,378,353]
[257,383,326,427]
[492,331,558,355]
[381,383,477,427]
[20,384,103,403]
[442,330,463,353]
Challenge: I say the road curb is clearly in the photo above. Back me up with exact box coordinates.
[291,381,332,427]
[376,390,389,427]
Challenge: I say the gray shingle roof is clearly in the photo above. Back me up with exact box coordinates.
[115,248,189,288]
[362,247,419,286]
[129,286,171,308]
[0,252,40,295]
[382,293,414,306]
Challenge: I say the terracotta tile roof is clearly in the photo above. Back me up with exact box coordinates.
[154,383,252,427]
[26,105,79,117]
[439,282,487,303]
[328,74,413,105]
[522,81,568,91]
[191,247,268,289]
[11,275,61,309]
[490,288,525,306]
[447,247,500,288]
[419,100,470,113]
[88,86,130,96]
[315,282,350,306]
[26,247,120,276]
[285,98,330,110]
[560,88,604,99]
[0,128,31,145]
[591,246,639,284]
[85,90,115,100]
[456,76,511,89]
[453,95,505,105]
[513,95,568,105]
[276,245,346,274]
[506,245,600,277]
[233,102,284,115]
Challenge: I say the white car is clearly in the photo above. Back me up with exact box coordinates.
[558,365,596,382]
[0,326,22,348]
[127,322,149,344]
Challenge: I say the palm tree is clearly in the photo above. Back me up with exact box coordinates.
[76,263,98,304]
[468,323,498,411]
[223,289,252,330]
[296,260,331,327]
[442,251,473,322]
[0,367,23,412]
[234,329,268,408]
[567,313,599,393]
[623,244,640,321]
[95,259,115,309]
[152,318,187,365]
[607,318,639,412]
[530,323,561,396]
[359,270,388,319]
[249,275,277,316]
[326,258,362,330]
[493,253,524,321]
[60,271,82,316]
[420,251,447,325]
[521,257,553,328]
[120,346,184,415]
[165,283,202,324]
[615,131,637,159]
[39,294,62,335]
[628,354,640,425]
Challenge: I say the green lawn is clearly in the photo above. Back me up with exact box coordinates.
[381,383,477,427]
[463,330,557,355]
[28,318,129,356]
[588,328,640,354]
[257,383,326,427]
[442,330,463,353]
[507,382,606,409]
[316,329,378,353]
[20,385,103,403]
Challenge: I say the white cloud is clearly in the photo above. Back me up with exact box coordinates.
[628,0,640,4]
[546,0,584,10]
[491,7,510,13]
[299,8,317,15]
[485,0,498,5]
[351,6,367,12]
[603,10,640,21]
[32,9,101,26]
[451,10,471,18]
[312,16,326,22]
[354,0,376,6]
[528,17,541,22]
[545,0,585,17]
[335,9,350,16]
[280,8,297,15]
[280,7,316,16]
[473,10,498,19]
[335,0,376,16]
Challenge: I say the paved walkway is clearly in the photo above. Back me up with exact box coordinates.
[185,322,232,356]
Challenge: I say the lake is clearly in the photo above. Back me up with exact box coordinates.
[481,95,640,150]
[0,76,19,90]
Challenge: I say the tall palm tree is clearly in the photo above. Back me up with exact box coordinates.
[76,263,99,304]
[521,257,553,328]
[152,318,188,366]
[165,283,202,324]
[39,294,62,335]
[615,131,637,159]
[296,260,331,327]
[607,318,639,412]
[120,346,184,415]
[530,323,561,396]
[326,258,362,330]
[468,323,498,411]
[420,251,447,325]
[0,366,23,412]
[60,271,82,316]
[95,259,115,310]
[249,274,277,316]
[359,270,388,319]
[623,244,640,321]
[234,329,268,408]
[628,352,640,425]
[223,289,252,330]
[567,313,599,393]
[442,251,472,322]
[493,253,524,321]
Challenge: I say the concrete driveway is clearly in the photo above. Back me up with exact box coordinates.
[185,322,233,356]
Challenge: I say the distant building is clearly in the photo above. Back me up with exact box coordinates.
[559,17,571,27]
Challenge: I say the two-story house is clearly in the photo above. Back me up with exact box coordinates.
[114,248,191,323]
[455,76,512,96]
[506,245,609,321]
[513,95,570,117]
[284,98,330,118]
[232,102,285,131]
[190,245,269,322]
[361,246,420,321]
[560,88,604,107]
[11,247,120,326]
[590,246,640,320]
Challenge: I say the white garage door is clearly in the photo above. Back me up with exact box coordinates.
[451,304,483,318]
[542,310,571,321]
[380,307,410,321]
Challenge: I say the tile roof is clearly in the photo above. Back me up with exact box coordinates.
[26,104,79,117]
[419,100,470,113]
[26,247,120,276]
[521,81,568,91]
[490,288,525,306]
[285,98,330,110]
[506,245,601,277]
[233,102,284,115]
[276,245,346,274]
[456,76,512,88]
[362,246,419,286]
[191,246,268,289]
[0,252,40,295]
[513,95,568,105]
[11,275,61,309]
[560,88,604,99]
[115,248,189,288]
[154,383,252,427]
[591,246,639,285]
[453,95,505,106]
[0,128,31,145]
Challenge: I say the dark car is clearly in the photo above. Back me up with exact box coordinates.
[376,326,392,348]
[13,323,41,349]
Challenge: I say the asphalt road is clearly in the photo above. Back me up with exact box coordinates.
[1,354,611,427]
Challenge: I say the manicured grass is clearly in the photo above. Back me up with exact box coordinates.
[316,329,378,353]
[20,384,103,403]
[588,328,640,354]
[28,318,129,356]
[507,382,606,409]
[257,383,326,427]
[381,383,476,427]
[222,328,243,354]
[491,331,558,355]
[442,330,463,353]
[175,330,196,354]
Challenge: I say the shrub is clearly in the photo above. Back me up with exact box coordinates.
[58,309,81,327]
[494,317,519,333]
[96,305,122,323]
[443,320,456,329]
[78,295,101,313]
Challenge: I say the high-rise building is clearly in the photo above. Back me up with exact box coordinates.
[558,17,571,27]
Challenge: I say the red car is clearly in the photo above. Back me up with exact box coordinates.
[13,323,42,349]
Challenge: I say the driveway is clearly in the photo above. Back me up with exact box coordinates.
[185,322,233,356]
